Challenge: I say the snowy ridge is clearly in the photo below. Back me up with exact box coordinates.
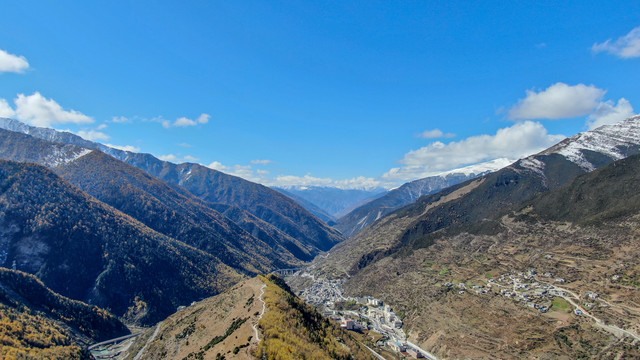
[0,117,133,162]
[44,148,92,167]
[435,158,514,177]
[519,157,545,176]
[540,115,640,171]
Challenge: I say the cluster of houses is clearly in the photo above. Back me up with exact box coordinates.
[298,277,346,306]
[444,269,602,314]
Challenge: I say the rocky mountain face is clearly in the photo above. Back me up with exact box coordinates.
[0,159,243,324]
[302,116,640,358]
[0,118,344,254]
[334,170,493,238]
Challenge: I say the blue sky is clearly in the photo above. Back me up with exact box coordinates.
[1,1,639,189]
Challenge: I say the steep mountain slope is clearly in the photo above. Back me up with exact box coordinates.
[312,116,640,278]
[0,118,344,253]
[339,153,640,359]
[127,275,375,360]
[334,162,504,238]
[298,116,640,358]
[0,268,128,359]
[0,160,242,324]
[0,129,318,267]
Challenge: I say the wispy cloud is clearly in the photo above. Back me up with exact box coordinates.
[509,83,605,120]
[110,116,131,123]
[0,49,29,73]
[163,113,210,128]
[105,144,141,152]
[251,159,274,165]
[592,26,640,58]
[76,129,110,141]
[417,129,455,139]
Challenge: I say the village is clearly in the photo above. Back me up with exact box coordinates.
[445,268,603,316]
[293,266,621,359]
[297,274,436,359]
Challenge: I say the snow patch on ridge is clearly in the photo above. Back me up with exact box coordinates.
[519,157,545,176]
[44,148,92,167]
[541,115,640,171]
[435,158,514,177]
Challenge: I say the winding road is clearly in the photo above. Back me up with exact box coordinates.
[551,285,640,342]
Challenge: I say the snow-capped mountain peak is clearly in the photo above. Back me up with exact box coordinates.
[540,115,640,171]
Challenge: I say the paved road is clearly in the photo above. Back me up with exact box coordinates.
[88,332,142,351]
[133,321,162,360]
[362,343,387,360]
[406,340,439,360]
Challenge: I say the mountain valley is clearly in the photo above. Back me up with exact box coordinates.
[2,116,640,359]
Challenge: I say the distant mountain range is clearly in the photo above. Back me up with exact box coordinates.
[274,186,385,221]
[304,115,640,358]
[333,159,511,238]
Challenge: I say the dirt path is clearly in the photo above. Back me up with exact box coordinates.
[252,283,267,343]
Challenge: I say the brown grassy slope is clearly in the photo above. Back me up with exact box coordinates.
[343,156,640,359]
[126,277,265,360]
[257,274,374,360]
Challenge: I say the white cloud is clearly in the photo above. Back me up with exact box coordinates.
[256,169,270,175]
[105,143,141,152]
[382,121,565,181]
[251,159,274,165]
[0,49,29,73]
[270,174,385,190]
[97,124,108,130]
[509,83,606,120]
[0,98,16,118]
[592,26,640,58]
[207,161,228,171]
[174,117,198,127]
[111,116,131,123]
[159,154,179,162]
[76,129,110,141]
[168,113,211,127]
[587,98,635,130]
[418,129,455,139]
[197,113,210,124]
[14,92,93,127]
[178,142,193,147]
[184,155,199,162]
